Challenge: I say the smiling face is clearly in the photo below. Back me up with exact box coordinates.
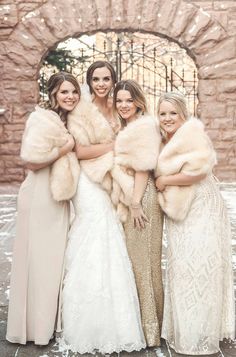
[115,89,138,123]
[90,67,113,98]
[56,80,80,112]
[159,100,185,139]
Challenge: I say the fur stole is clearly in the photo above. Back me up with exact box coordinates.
[67,95,117,192]
[156,117,217,221]
[111,115,161,222]
[21,106,79,201]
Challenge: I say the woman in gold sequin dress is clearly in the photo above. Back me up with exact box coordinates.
[112,80,164,347]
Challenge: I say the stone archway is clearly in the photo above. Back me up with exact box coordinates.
[1,0,236,182]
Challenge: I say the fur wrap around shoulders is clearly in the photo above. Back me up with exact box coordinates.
[20,106,80,201]
[155,117,217,221]
[111,115,161,222]
[67,94,118,192]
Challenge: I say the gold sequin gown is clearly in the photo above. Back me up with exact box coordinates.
[124,175,164,347]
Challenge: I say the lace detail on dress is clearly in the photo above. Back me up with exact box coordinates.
[60,171,146,354]
[162,175,235,355]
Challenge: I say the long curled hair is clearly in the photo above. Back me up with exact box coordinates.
[48,71,80,108]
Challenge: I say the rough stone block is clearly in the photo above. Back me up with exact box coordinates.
[19,81,40,104]
[0,4,17,28]
[10,23,43,52]
[221,129,236,141]
[199,102,226,118]
[181,8,213,46]
[22,17,58,47]
[192,2,213,10]
[199,58,236,79]
[3,155,23,167]
[0,143,20,155]
[1,129,23,143]
[206,128,220,140]
[40,1,95,39]
[2,61,37,80]
[213,1,236,11]
[196,37,236,67]
[169,2,198,38]
[18,3,41,12]
[110,0,124,26]
[228,14,236,36]
[211,117,234,129]
[150,0,181,34]
[0,28,14,40]
[125,0,145,27]
[4,39,41,67]
[197,79,216,101]
[3,82,21,103]
[207,10,228,29]
[190,22,227,55]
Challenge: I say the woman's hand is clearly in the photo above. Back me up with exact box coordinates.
[155,176,166,192]
[59,135,75,157]
[130,203,149,229]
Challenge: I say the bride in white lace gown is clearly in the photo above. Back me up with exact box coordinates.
[60,61,146,354]
[155,92,235,355]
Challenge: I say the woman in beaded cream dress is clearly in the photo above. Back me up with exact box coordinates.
[111,79,164,347]
[155,91,235,355]
[60,62,146,354]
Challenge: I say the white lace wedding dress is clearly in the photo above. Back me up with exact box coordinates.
[162,175,235,355]
[60,171,146,354]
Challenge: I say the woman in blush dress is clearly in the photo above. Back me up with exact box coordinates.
[155,91,235,355]
[6,72,80,345]
[60,62,146,354]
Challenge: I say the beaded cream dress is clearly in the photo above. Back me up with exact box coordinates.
[162,175,235,354]
[124,174,164,347]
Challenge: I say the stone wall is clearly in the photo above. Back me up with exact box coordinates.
[0,0,236,183]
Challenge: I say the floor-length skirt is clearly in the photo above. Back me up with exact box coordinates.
[162,176,235,354]
[124,176,164,347]
[6,168,69,345]
[61,171,146,354]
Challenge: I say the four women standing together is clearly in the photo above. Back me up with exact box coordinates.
[6,61,235,356]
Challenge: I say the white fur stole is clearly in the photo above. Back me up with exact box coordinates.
[68,96,117,192]
[156,117,217,221]
[21,106,79,201]
[111,115,161,222]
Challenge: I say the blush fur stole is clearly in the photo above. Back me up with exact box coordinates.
[156,117,217,221]
[21,106,79,201]
[111,115,161,222]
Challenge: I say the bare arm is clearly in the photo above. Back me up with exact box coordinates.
[75,142,114,160]
[131,171,149,205]
[24,136,75,172]
[130,171,149,229]
[156,172,206,192]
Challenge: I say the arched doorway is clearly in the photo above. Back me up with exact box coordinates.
[1,0,236,182]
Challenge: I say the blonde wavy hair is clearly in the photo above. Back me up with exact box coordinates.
[157,91,189,121]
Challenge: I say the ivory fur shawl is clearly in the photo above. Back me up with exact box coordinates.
[21,106,79,201]
[155,117,217,221]
[111,115,161,222]
[67,95,118,192]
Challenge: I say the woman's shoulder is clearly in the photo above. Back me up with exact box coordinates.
[26,106,62,132]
